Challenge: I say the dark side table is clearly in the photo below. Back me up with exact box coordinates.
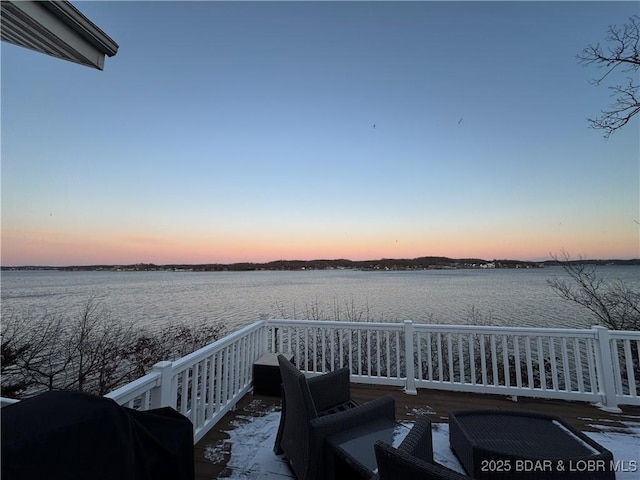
[252,352,293,397]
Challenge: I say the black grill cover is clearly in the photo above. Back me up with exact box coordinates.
[1,391,194,480]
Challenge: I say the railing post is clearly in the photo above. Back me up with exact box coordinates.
[259,313,270,355]
[150,361,175,409]
[593,326,622,413]
[404,320,417,395]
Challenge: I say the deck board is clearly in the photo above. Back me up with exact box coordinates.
[194,384,640,480]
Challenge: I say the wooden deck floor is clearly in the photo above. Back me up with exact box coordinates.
[194,385,640,480]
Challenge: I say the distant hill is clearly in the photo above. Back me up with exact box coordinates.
[3,257,639,272]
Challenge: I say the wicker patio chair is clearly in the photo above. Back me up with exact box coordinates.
[274,354,395,480]
[374,415,472,480]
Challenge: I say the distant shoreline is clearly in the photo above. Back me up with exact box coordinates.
[2,256,639,272]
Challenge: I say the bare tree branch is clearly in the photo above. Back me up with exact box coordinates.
[548,251,640,330]
[578,15,640,138]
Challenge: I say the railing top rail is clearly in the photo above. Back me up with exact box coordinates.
[411,323,598,337]
[105,370,160,404]
[266,318,404,331]
[172,320,267,370]
[266,318,601,337]
[608,329,640,339]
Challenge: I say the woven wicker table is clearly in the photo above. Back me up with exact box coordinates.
[327,417,400,480]
[449,410,615,480]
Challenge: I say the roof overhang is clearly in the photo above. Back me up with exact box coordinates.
[1,0,118,70]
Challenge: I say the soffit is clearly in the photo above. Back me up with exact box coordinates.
[1,0,118,70]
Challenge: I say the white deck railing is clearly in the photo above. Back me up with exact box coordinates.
[6,319,636,444]
[267,320,639,412]
[107,320,267,443]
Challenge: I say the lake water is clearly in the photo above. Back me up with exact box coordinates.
[1,266,638,332]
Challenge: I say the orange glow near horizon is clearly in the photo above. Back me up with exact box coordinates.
[2,223,638,266]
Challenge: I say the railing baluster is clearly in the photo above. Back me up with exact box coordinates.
[395,331,401,378]
[386,331,391,378]
[490,335,498,387]
[357,329,362,376]
[549,337,559,391]
[561,337,570,392]
[469,333,476,386]
[537,337,546,390]
[376,331,381,377]
[416,331,423,381]
[611,339,623,396]
[586,338,598,393]
[447,333,454,383]
[311,327,317,372]
[206,356,215,419]
[243,335,249,387]
[479,334,487,385]
[180,369,189,415]
[282,328,292,352]
[458,333,465,384]
[514,335,522,389]
[321,327,326,373]
[435,333,441,382]
[623,339,636,397]
[525,335,533,389]
[216,351,223,410]
[338,328,344,369]
[367,330,371,376]
[224,346,231,404]
[573,338,584,393]
[426,331,433,382]
[331,328,336,371]
[196,359,206,425]
[348,328,353,374]
[502,335,510,388]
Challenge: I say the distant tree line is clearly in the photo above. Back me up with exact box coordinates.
[3,256,638,273]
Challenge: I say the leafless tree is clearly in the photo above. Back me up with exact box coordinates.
[1,299,137,396]
[130,320,226,377]
[548,252,640,331]
[1,310,70,396]
[1,298,226,399]
[578,15,640,138]
[65,298,138,394]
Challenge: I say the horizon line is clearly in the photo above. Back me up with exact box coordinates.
[3,255,639,269]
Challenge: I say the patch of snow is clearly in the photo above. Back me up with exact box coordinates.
[205,401,640,480]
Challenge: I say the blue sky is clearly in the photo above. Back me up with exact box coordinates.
[2,1,639,266]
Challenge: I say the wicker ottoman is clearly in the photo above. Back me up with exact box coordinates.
[449,410,614,480]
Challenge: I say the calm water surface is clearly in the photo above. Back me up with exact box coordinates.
[2,267,638,332]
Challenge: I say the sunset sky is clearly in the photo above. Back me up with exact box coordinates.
[2,1,639,266]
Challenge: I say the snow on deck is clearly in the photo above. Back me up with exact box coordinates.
[195,388,640,480]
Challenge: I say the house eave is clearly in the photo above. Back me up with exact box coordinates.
[1,0,118,70]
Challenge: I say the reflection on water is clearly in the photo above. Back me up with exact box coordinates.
[2,267,638,332]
